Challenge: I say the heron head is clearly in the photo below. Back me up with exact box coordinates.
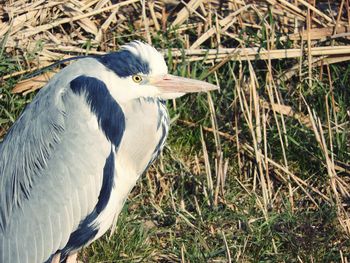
[97,41,217,102]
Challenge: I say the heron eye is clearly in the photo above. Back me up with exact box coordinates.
[132,75,143,83]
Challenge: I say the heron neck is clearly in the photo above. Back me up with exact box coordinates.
[115,97,169,178]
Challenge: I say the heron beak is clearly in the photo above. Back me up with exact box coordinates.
[150,74,218,94]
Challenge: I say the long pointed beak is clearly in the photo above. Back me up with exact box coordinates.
[149,74,218,94]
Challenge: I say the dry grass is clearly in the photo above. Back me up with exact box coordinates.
[1,0,350,262]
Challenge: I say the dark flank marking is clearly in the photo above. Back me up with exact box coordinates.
[59,213,98,262]
[96,149,115,213]
[154,122,168,157]
[70,76,125,148]
[96,49,150,77]
[59,149,115,261]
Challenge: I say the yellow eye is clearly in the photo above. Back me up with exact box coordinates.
[132,75,143,83]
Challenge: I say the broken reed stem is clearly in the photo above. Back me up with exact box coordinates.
[141,0,151,44]
[221,231,232,263]
[200,127,214,206]
[334,0,346,35]
[307,6,312,88]
[266,81,294,208]
[249,63,270,212]
[165,46,350,62]
[296,0,333,23]
[326,64,339,134]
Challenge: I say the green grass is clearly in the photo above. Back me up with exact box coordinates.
[0,57,33,138]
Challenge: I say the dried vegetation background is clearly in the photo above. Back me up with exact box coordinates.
[1,0,350,262]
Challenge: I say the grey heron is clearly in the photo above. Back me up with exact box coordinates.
[0,41,217,263]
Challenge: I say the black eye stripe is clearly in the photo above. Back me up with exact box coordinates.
[97,50,150,77]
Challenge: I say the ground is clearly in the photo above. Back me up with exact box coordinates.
[1,1,350,262]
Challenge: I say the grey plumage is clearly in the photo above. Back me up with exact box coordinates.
[0,41,216,263]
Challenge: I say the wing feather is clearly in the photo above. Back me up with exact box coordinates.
[0,62,125,263]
